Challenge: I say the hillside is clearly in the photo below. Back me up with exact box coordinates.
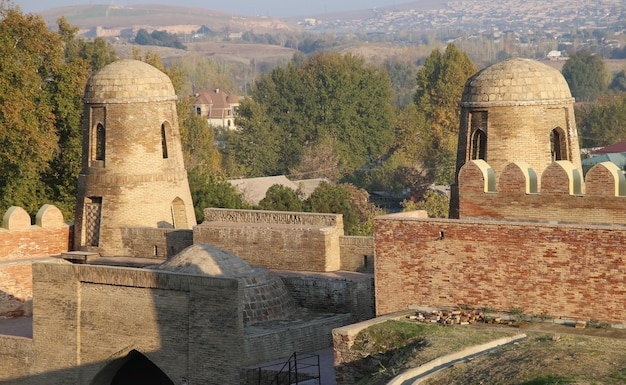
[38,4,300,35]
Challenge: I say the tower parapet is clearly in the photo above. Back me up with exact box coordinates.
[458,160,626,225]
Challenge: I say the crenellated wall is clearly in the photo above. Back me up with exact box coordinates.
[458,159,626,225]
[0,205,72,318]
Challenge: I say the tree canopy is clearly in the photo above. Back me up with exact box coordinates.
[562,50,610,102]
[413,44,478,185]
[0,5,116,217]
[227,52,396,179]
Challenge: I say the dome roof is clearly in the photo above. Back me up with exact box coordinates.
[84,59,176,104]
[156,244,299,325]
[461,58,573,107]
[156,243,256,277]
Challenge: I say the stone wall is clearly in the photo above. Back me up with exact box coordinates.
[195,209,343,272]
[339,236,374,273]
[374,213,626,324]
[120,227,193,258]
[0,336,33,383]
[278,270,375,322]
[24,262,244,385]
[458,159,626,224]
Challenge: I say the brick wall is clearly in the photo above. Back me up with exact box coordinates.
[278,270,375,322]
[0,205,71,262]
[459,160,626,225]
[374,214,626,324]
[195,209,343,272]
[339,236,374,273]
[28,262,244,385]
[0,336,33,383]
[120,227,193,258]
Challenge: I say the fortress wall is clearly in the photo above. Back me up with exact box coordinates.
[28,262,244,385]
[120,227,193,258]
[203,208,343,229]
[0,336,33,383]
[0,262,34,318]
[458,160,626,224]
[0,205,71,262]
[374,214,626,324]
[339,236,374,273]
[195,209,343,272]
[278,271,375,323]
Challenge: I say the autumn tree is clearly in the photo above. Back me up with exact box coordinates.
[413,44,477,185]
[0,6,116,217]
[562,50,610,102]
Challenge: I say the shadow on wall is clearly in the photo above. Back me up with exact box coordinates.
[0,258,244,385]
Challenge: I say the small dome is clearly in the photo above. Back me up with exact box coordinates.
[84,59,176,104]
[156,244,299,325]
[461,58,573,107]
[157,243,256,277]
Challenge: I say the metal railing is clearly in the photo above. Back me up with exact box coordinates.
[253,352,321,385]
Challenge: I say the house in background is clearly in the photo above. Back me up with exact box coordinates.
[192,88,240,130]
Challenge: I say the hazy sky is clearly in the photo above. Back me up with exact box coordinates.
[13,0,405,17]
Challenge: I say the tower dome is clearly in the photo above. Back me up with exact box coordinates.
[156,244,299,325]
[74,60,196,257]
[84,59,176,104]
[450,58,582,218]
[461,58,572,106]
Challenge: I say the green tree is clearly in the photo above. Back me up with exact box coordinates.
[577,94,626,147]
[562,50,610,102]
[307,181,362,235]
[188,170,248,222]
[401,190,450,218]
[258,184,303,212]
[230,52,396,179]
[413,44,477,184]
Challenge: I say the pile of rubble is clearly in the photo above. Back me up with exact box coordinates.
[407,309,513,326]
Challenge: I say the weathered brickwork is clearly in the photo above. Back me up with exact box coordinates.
[74,60,196,257]
[459,160,626,224]
[0,205,71,262]
[120,227,193,258]
[278,270,375,322]
[0,262,34,318]
[195,209,343,272]
[0,336,33,383]
[27,262,244,385]
[374,214,626,324]
[339,236,374,273]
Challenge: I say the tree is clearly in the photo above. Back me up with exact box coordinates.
[0,6,116,217]
[307,181,363,235]
[401,190,450,218]
[230,52,396,179]
[188,169,248,222]
[576,94,626,147]
[609,70,626,93]
[413,44,477,185]
[562,50,610,102]
[258,184,303,212]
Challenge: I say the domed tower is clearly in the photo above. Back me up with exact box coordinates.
[74,60,196,256]
[450,58,581,217]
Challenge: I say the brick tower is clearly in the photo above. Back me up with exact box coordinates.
[74,60,196,256]
[449,58,582,218]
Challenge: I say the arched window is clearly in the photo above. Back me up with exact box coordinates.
[550,128,566,161]
[161,123,169,159]
[470,129,487,160]
[96,123,105,161]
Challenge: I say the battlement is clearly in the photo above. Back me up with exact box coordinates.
[0,205,72,261]
[458,160,626,225]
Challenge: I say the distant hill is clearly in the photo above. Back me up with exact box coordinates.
[39,4,300,35]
